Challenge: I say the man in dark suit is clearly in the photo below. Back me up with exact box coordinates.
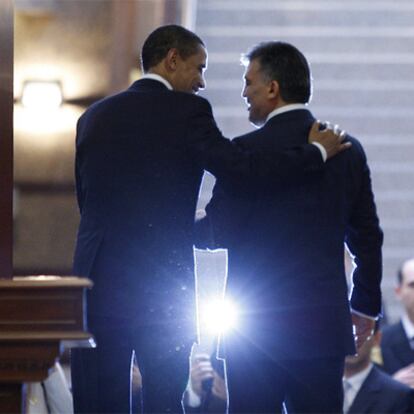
[70,26,347,413]
[196,41,383,412]
[381,258,414,387]
[343,323,413,413]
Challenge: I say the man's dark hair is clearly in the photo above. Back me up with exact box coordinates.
[242,41,312,104]
[141,24,204,72]
[396,258,414,285]
[397,264,404,285]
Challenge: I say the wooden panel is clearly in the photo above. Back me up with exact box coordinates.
[0,277,92,334]
[0,0,13,278]
[0,288,84,332]
[0,278,93,412]
[0,384,25,413]
[13,186,79,276]
[0,342,59,382]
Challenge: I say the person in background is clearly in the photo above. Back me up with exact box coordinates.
[26,362,73,414]
[183,353,226,413]
[343,322,414,413]
[381,258,414,388]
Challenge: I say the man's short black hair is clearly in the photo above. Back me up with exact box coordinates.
[397,264,404,285]
[141,24,204,72]
[242,41,312,104]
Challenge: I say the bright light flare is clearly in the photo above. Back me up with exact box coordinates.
[21,80,63,110]
[201,298,238,335]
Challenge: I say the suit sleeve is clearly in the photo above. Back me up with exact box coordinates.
[346,141,383,318]
[399,388,414,414]
[186,97,323,183]
[194,179,253,249]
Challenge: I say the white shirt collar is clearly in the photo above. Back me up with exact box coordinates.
[345,363,373,389]
[140,73,173,91]
[266,103,308,124]
[401,312,414,339]
[343,363,373,407]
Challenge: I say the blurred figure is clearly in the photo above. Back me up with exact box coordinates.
[343,323,414,413]
[381,258,414,387]
[26,362,73,414]
[183,353,226,413]
[131,354,143,413]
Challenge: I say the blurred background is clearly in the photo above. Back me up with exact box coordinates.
[10,0,414,347]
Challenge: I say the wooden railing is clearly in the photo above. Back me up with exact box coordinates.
[0,276,93,413]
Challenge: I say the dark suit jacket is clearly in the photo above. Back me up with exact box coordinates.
[381,321,414,375]
[73,80,324,343]
[348,366,414,413]
[196,109,383,359]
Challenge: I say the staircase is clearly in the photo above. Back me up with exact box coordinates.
[195,0,414,321]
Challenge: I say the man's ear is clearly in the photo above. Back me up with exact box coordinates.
[395,285,402,300]
[165,48,179,71]
[373,330,382,346]
[268,80,280,99]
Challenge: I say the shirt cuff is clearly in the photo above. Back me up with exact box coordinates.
[185,385,202,408]
[311,142,327,162]
[351,308,378,321]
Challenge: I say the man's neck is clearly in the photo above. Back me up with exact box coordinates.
[407,310,414,325]
[401,311,414,340]
[142,71,173,90]
[265,103,308,123]
[344,360,371,379]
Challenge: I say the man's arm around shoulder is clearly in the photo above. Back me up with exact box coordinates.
[186,98,350,181]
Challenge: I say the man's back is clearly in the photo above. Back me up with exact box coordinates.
[76,79,206,249]
[202,108,382,358]
[74,79,214,329]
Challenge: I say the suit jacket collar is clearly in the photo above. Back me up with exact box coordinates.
[266,104,308,123]
[390,321,414,367]
[128,78,170,93]
[401,312,414,339]
[349,366,381,413]
[263,108,315,147]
